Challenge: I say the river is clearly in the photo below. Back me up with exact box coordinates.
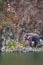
[0,52,43,65]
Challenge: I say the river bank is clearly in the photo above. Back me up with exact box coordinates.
[0,37,43,53]
[1,45,43,53]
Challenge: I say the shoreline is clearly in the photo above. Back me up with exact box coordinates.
[1,46,43,53]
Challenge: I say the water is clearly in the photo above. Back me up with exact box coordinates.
[0,52,43,65]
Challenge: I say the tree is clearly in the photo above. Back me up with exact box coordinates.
[0,0,7,11]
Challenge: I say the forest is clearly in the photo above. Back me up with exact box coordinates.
[0,0,43,52]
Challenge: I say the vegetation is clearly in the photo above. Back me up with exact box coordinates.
[0,0,43,44]
[0,0,43,34]
[0,0,7,11]
[7,41,16,48]
[0,22,9,27]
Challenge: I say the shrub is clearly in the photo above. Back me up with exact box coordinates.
[0,22,9,27]
[7,41,16,48]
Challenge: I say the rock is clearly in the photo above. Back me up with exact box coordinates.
[1,46,5,52]
[28,47,32,51]
[40,39,43,45]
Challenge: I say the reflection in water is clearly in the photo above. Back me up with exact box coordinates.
[0,52,3,65]
[0,52,43,65]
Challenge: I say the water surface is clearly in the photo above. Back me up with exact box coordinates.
[0,52,43,65]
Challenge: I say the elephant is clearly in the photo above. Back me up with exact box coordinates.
[23,33,40,47]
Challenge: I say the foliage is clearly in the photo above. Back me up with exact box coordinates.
[0,0,7,11]
[0,22,9,27]
[0,0,3,6]
[7,41,24,49]
[7,41,16,48]
[23,43,29,47]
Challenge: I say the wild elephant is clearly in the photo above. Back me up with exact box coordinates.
[23,33,40,47]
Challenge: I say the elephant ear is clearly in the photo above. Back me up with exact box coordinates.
[27,36,31,39]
